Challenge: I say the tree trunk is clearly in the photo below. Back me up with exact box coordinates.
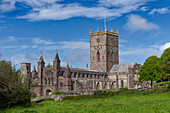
[151,80,153,88]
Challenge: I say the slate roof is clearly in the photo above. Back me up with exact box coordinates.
[110,63,136,73]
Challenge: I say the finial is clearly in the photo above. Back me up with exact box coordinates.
[33,65,36,71]
[105,26,107,31]
[86,64,88,68]
[97,28,99,32]
[66,61,69,68]
[54,50,60,61]
[111,28,113,32]
[90,29,92,34]
[39,52,44,62]
[40,52,42,57]
[111,42,113,46]
[117,30,119,34]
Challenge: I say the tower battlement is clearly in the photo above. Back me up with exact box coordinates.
[90,27,119,37]
[90,27,119,72]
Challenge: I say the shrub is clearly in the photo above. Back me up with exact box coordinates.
[94,90,104,96]
[168,82,170,90]
[0,60,35,108]
[63,86,170,101]
[52,91,65,96]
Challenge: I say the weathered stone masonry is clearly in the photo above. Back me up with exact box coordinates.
[21,27,150,96]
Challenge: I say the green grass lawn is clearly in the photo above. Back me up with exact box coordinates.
[1,93,170,113]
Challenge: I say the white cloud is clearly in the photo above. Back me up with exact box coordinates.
[32,38,56,45]
[7,54,39,69]
[119,58,127,64]
[7,36,16,42]
[0,1,16,12]
[119,39,128,43]
[17,4,114,21]
[124,14,159,32]
[98,0,150,7]
[0,26,7,31]
[0,0,153,21]
[42,41,90,50]
[140,6,148,11]
[120,42,170,57]
[0,20,5,23]
[0,45,29,49]
[149,7,170,15]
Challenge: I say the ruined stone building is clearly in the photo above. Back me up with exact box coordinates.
[21,27,149,96]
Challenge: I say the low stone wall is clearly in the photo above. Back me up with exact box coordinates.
[31,90,95,103]
[31,89,120,103]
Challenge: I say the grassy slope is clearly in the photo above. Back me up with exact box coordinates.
[1,93,170,113]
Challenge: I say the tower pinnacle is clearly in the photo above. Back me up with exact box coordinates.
[33,65,36,72]
[54,50,60,61]
[39,52,44,62]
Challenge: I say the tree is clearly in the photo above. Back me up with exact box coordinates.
[161,47,170,64]
[139,56,162,87]
[160,48,170,81]
[162,61,170,81]
[0,60,35,108]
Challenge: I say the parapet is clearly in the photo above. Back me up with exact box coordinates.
[90,27,119,37]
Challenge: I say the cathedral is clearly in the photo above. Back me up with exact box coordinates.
[21,27,148,96]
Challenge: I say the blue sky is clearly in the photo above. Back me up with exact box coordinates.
[0,0,170,70]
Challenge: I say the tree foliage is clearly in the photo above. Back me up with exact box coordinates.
[139,56,162,86]
[161,47,170,64]
[0,60,35,108]
[161,48,170,80]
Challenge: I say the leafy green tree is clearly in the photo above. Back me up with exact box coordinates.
[139,56,162,87]
[0,60,35,108]
[160,48,170,81]
[161,47,170,64]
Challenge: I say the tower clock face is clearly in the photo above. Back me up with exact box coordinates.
[111,46,114,51]
[96,46,100,51]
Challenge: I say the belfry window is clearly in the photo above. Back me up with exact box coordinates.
[45,78,47,85]
[48,78,50,85]
[97,52,100,61]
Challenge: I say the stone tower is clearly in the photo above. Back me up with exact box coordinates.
[21,63,31,82]
[21,63,31,75]
[90,27,119,72]
[37,52,45,96]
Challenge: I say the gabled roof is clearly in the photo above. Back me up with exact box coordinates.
[110,63,136,73]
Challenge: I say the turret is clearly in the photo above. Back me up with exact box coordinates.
[37,52,45,96]
[32,65,36,78]
[64,62,70,78]
[64,62,71,91]
[38,52,45,73]
[53,50,60,69]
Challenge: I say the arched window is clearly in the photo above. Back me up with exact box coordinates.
[111,83,114,89]
[97,52,100,61]
[97,82,100,90]
[48,78,50,85]
[52,78,53,84]
[89,82,93,89]
[111,52,114,61]
[104,83,107,89]
[121,80,124,88]
[72,81,76,91]
[45,78,47,85]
